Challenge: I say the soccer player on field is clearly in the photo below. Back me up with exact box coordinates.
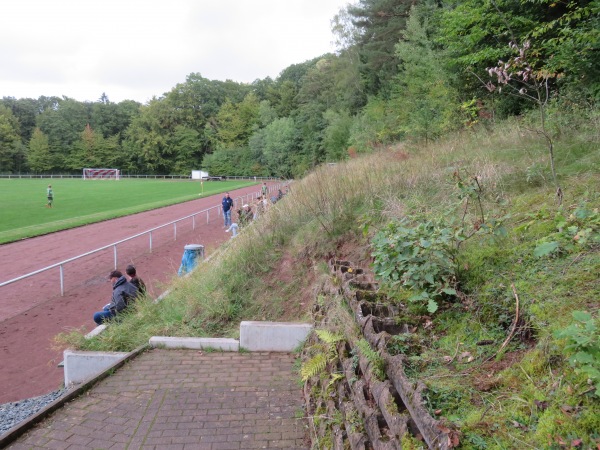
[46,185,53,208]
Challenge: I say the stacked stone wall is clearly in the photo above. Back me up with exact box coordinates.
[302,259,459,449]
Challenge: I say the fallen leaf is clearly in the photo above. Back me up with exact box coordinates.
[511,420,527,430]
[571,439,582,447]
[434,409,442,415]
[450,432,460,447]
[534,400,548,410]
[561,405,575,414]
[443,356,453,363]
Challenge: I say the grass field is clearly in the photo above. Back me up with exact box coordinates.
[0,178,256,244]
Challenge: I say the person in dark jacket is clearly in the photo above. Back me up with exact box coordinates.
[93,270,138,324]
[222,192,234,227]
[125,264,146,297]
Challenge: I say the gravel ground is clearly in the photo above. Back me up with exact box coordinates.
[0,389,65,435]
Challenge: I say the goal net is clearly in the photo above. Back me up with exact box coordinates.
[82,168,120,180]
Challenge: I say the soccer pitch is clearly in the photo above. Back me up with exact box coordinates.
[0,178,255,244]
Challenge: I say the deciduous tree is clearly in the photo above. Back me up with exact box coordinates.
[27,128,52,173]
[0,105,21,173]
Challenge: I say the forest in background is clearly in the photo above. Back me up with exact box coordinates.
[0,0,598,178]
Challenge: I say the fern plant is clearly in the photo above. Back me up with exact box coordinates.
[301,329,344,381]
[354,338,386,380]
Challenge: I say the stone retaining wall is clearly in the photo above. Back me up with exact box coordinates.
[302,259,459,449]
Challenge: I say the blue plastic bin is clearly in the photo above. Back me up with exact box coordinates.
[177,244,205,276]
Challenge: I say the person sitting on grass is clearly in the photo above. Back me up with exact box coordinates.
[93,270,138,325]
[238,204,253,226]
[225,222,239,237]
[125,264,146,297]
[253,196,265,220]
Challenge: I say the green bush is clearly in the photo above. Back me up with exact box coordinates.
[371,219,459,313]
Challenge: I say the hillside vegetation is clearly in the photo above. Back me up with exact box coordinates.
[60,104,599,448]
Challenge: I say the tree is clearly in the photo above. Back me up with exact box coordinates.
[215,93,260,149]
[68,124,111,170]
[164,73,251,160]
[331,7,368,113]
[201,146,256,176]
[250,77,276,102]
[261,117,297,177]
[346,0,414,96]
[27,128,52,173]
[348,97,400,152]
[169,126,201,174]
[486,40,564,203]
[36,98,91,169]
[522,0,600,91]
[91,95,141,141]
[439,0,600,113]
[323,110,352,161]
[293,58,344,171]
[0,96,38,143]
[0,105,21,173]
[124,98,175,174]
[258,100,278,127]
[392,5,458,143]
[271,80,299,118]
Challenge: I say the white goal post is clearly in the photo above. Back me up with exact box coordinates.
[82,168,120,180]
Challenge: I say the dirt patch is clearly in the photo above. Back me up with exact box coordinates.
[333,233,372,269]
[471,350,526,392]
[265,233,372,322]
[262,250,317,322]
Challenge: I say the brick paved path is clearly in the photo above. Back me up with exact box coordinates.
[7,349,309,449]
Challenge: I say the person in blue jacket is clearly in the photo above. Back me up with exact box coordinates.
[222,192,233,227]
[93,270,138,324]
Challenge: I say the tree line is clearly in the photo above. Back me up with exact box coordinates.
[1,0,598,178]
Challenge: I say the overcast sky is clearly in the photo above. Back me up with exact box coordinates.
[0,0,350,104]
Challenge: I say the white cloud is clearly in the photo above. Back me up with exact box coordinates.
[0,0,349,104]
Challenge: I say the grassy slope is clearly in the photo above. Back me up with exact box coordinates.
[61,109,600,448]
[0,179,254,243]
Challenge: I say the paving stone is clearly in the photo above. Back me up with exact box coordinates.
[6,349,308,449]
